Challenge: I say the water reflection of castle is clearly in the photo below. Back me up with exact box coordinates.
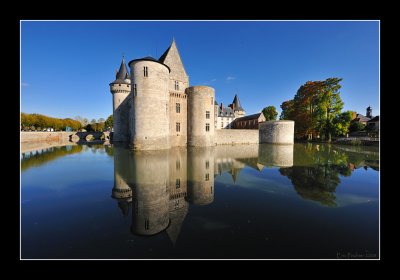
[110,143,379,242]
[111,144,294,243]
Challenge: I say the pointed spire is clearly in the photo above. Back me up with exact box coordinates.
[232,94,244,111]
[111,56,130,84]
[158,38,188,83]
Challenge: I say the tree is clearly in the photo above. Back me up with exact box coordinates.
[332,111,353,137]
[280,78,345,141]
[91,119,96,124]
[262,106,278,121]
[280,100,295,120]
[98,118,105,123]
[83,118,89,126]
[104,115,113,130]
[349,122,365,133]
[316,78,344,142]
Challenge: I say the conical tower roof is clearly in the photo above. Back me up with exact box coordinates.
[159,38,188,83]
[232,94,244,111]
[110,56,130,85]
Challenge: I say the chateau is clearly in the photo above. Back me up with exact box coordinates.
[109,39,294,150]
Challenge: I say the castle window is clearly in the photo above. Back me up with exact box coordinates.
[206,123,210,132]
[176,103,180,113]
[145,219,149,230]
[211,97,213,105]
[221,122,224,128]
[205,173,209,181]
[133,84,137,96]
[206,111,210,119]
[176,160,180,170]
[176,178,181,189]
[206,160,209,169]
[176,122,180,132]
[175,81,179,90]
[144,66,148,77]
[211,186,213,194]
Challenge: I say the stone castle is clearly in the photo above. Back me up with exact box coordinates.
[109,39,294,150]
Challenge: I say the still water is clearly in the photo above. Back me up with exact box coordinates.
[21,143,379,259]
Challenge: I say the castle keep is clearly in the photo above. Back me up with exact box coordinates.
[110,39,294,150]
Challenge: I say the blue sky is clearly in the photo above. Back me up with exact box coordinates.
[21,21,379,121]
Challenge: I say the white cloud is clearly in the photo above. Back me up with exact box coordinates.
[226,76,235,81]
[21,82,29,87]
[211,78,217,82]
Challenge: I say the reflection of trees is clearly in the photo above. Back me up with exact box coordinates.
[280,143,379,207]
[21,145,83,171]
[280,165,343,207]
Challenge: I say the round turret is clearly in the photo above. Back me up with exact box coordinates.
[110,57,131,142]
[186,86,215,147]
[129,57,170,150]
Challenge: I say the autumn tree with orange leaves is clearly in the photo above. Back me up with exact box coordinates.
[280,78,347,141]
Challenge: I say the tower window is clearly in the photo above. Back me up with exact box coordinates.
[206,160,209,169]
[206,123,210,132]
[205,173,209,181]
[211,97,213,105]
[176,103,180,113]
[176,122,180,132]
[206,111,210,119]
[175,81,179,90]
[133,84,137,96]
[221,122,224,128]
[144,66,148,77]
[176,178,181,189]
[211,186,213,194]
[145,219,149,230]
[176,160,180,170]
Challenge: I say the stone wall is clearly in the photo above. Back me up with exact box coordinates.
[215,129,259,145]
[259,121,294,144]
[21,131,72,143]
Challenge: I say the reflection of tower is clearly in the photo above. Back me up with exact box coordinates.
[130,150,170,236]
[258,144,294,167]
[112,144,133,216]
[187,147,215,205]
[167,148,189,244]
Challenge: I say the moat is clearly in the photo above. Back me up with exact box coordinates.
[21,143,379,259]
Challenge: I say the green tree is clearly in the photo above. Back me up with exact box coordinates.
[280,100,295,120]
[349,122,365,133]
[262,106,278,121]
[98,118,105,123]
[316,78,344,142]
[105,115,113,130]
[332,110,353,137]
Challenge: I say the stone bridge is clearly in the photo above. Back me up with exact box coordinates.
[68,131,112,143]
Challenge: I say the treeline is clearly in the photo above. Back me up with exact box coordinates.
[21,113,113,132]
[280,78,353,142]
[21,113,82,131]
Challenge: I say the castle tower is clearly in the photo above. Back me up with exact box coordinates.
[129,57,170,150]
[366,106,372,118]
[186,86,215,147]
[109,57,132,142]
[230,94,246,118]
[159,39,190,147]
[187,147,215,205]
